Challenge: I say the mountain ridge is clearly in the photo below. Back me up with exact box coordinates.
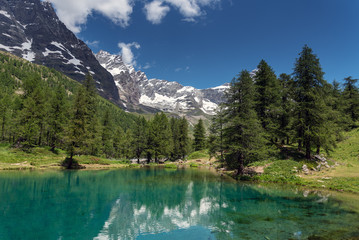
[95,50,229,115]
[0,0,229,116]
[0,0,119,102]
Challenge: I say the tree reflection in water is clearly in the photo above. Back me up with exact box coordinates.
[0,168,358,240]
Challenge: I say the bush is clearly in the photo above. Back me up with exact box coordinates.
[189,163,198,168]
[188,150,209,160]
[164,163,177,169]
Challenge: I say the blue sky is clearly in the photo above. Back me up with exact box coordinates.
[49,0,359,89]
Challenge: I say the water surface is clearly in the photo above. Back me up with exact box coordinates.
[0,168,358,239]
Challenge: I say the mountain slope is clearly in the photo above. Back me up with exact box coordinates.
[0,0,119,102]
[96,50,229,115]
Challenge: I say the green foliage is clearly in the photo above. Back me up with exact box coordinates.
[164,163,177,169]
[189,163,199,168]
[146,112,172,162]
[208,106,225,161]
[187,150,209,160]
[0,51,192,164]
[293,45,331,159]
[222,70,267,174]
[343,76,359,125]
[193,119,206,151]
[254,60,281,141]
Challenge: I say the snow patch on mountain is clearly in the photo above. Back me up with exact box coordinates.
[0,0,119,102]
[0,10,11,19]
[96,50,228,115]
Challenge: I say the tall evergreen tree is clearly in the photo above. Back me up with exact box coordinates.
[170,117,181,160]
[47,85,68,151]
[293,45,328,159]
[66,86,88,166]
[278,73,295,144]
[208,106,225,161]
[112,126,126,159]
[132,116,148,162]
[223,70,266,175]
[101,109,114,158]
[254,60,281,141]
[193,119,206,151]
[82,74,101,155]
[178,117,189,160]
[342,76,359,125]
[0,92,11,140]
[147,113,172,163]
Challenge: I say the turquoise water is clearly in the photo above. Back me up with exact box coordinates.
[0,168,358,240]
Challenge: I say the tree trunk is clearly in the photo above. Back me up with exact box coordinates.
[1,115,5,140]
[146,152,151,164]
[38,123,43,146]
[237,153,245,176]
[298,140,302,151]
[316,145,320,155]
[305,141,311,159]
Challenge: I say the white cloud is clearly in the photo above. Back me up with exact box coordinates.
[160,0,220,20]
[48,0,134,33]
[85,40,100,48]
[118,42,140,66]
[141,63,152,69]
[47,0,221,33]
[144,0,171,24]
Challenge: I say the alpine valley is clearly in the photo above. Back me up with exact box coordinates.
[0,0,228,117]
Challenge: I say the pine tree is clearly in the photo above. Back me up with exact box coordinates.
[18,95,39,149]
[223,70,266,175]
[278,73,295,144]
[170,117,181,160]
[113,126,126,159]
[101,109,114,158]
[82,74,101,155]
[193,119,206,151]
[132,116,148,162]
[331,80,350,129]
[178,117,189,160]
[0,92,11,140]
[254,60,281,142]
[47,85,68,151]
[66,86,87,167]
[293,45,328,159]
[147,113,172,163]
[343,76,359,125]
[208,106,225,161]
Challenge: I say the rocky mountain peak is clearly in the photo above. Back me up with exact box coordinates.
[0,0,119,102]
[96,51,228,115]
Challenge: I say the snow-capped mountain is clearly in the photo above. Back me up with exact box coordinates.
[0,0,119,102]
[96,51,229,115]
[0,0,228,115]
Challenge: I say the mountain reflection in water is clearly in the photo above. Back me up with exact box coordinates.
[0,168,358,240]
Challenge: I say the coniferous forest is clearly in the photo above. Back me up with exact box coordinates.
[0,51,191,168]
[208,45,359,175]
[0,45,358,172]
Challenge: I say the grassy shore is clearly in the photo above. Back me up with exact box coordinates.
[0,143,134,170]
[242,128,359,193]
[0,129,359,194]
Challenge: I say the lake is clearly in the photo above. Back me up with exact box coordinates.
[0,168,358,240]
